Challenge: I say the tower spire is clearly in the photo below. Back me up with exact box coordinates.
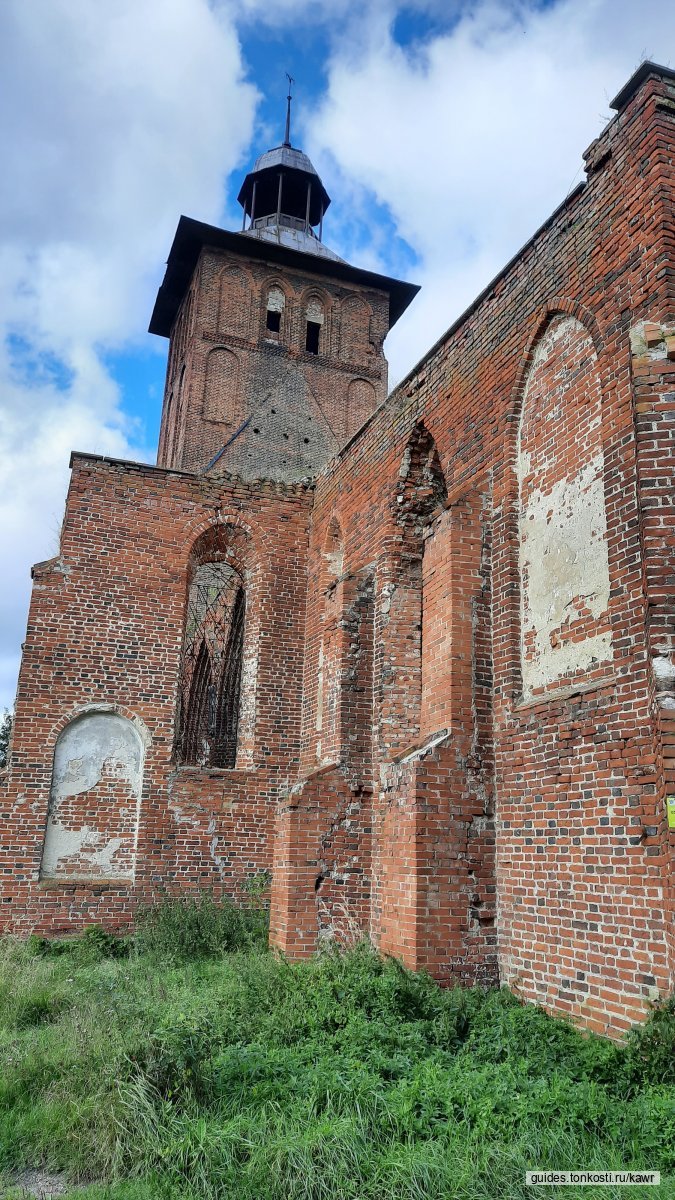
[283,73,294,147]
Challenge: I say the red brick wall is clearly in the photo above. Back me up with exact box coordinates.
[1,66,673,1037]
[280,68,675,1032]
[0,456,312,934]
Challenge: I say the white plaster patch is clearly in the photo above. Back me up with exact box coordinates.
[40,823,125,878]
[41,712,143,881]
[518,316,613,701]
[52,714,142,797]
[653,655,675,686]
[520,457,612,697]
[266,286,285,313]
[306,299,324,325]
[316,641,325,734]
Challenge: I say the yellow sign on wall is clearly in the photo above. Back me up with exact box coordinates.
[667,795,675,831]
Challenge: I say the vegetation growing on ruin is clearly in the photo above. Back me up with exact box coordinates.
[0,709,12,770]
[0,898,673,1200]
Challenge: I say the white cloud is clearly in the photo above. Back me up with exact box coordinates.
[2,0,674,710]
[0,0,258,707]
[304,0,674,383]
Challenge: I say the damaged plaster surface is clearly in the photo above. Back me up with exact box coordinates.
[41,712,143,880]
[518,316,613,701]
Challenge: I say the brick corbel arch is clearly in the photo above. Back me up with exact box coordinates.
[508,297,604,439]
[177,511,268,576]
[298,284,332,355]
[47,702,152,751]
[259,275,293,342]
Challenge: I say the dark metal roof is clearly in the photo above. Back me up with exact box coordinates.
[237,142,331,225]
[241,221,345,262]
[610,60,675,112]
[252,145,319,175]
[148,215,419,338]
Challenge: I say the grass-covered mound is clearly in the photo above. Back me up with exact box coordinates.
[0,897,673,1200]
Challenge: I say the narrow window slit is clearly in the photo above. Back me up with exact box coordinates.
[306,320,321,354]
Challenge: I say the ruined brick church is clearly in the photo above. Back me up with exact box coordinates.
[1,62,674,1037]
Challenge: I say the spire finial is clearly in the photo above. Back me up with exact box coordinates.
[283,73,294,147]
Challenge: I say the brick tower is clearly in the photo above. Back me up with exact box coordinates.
[150,103,417,481]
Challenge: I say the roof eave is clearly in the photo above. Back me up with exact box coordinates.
[148,215,419,337]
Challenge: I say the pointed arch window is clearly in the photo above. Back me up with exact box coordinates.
[176,561,246,767]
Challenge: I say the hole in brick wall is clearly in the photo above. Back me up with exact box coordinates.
[253,428,260,434]
[306,320,321,354]
[283,433,289,440]
[266,309,281,334]
[303,437,310,444]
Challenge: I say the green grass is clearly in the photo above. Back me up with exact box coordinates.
[0,899,673,1200]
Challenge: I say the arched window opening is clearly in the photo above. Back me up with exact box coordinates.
[395,424,447,547]
[176,561,246,768]
[266,286,285,336]
[380,423,448,755]
[305,298,324,355]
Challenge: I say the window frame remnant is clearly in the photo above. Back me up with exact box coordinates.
[175,561,246,768]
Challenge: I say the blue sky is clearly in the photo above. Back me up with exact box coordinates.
[1,0,674,709]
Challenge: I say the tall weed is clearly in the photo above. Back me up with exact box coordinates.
[133,891,269,960]
[0,935,673,1199]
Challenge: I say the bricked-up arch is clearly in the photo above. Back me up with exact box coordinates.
[203,348,241,426]
[517,314,613,701]
[218,265,251,339]
[379,424,447,756]
[347,378,376,436]
[41,711,144,881]
[340,294,371,363]
[316,517,344,763]
[175,523,258,768]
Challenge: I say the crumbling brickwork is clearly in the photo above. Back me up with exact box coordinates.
[1,62,674,1037]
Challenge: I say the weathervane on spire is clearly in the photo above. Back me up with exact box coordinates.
[283,73,294,147]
